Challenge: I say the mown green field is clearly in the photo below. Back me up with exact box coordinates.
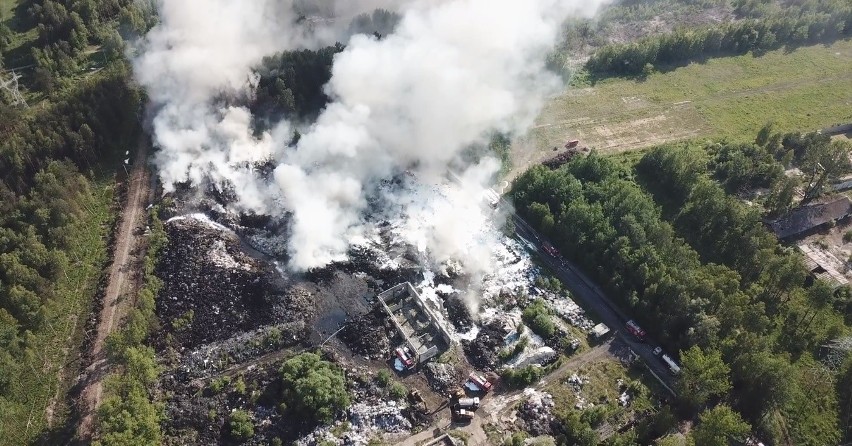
[511,39,852,177]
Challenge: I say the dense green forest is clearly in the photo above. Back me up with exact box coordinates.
[0,0,149,442]
[512,130,852,444]
[586,0,852,76]
[252,44,343,120]
[0,65,142,443]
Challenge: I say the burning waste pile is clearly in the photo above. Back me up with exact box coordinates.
[132,0,611,443]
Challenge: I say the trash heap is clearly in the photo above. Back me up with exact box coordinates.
[296,401,412,446]
[567,373,590,409]
[517,389,556,436]
[423,362,461,394]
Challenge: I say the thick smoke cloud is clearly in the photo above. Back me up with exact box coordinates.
[136,0,609,272]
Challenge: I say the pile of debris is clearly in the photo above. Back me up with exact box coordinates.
[517,390,555,436]
[541,147,584,169]
[338,309,396,359]
[441,292,475,332]
[156,216,293,350]
[169,322,307,382]
[566,373,590,409]
[544,293,594,332]
[423,362,461,394]
[462,319,511,372]
[296,401,413,446]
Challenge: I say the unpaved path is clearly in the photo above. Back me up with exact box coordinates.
[76,140,151,440]
[400,340,615,446]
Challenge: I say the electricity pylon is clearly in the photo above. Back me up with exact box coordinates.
[0,70,28,108]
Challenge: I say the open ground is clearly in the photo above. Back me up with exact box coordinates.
[510,39,852,179]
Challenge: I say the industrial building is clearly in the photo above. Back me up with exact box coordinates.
[377,282,453,366]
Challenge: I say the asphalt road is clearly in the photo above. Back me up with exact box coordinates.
[509,212,678,394]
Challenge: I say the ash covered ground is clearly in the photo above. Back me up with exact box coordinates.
[151,180,595,445]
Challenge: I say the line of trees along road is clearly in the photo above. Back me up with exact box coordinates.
[0,62,143,443]
[511,130,850,444]
[586,0,852,76]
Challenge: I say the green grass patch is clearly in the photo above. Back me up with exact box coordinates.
[543,358,656,431]
[0,179,115,445]
[523,39,852,161]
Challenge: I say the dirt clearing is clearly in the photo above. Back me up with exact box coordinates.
[76,139,151,440]
[509,40,852,181]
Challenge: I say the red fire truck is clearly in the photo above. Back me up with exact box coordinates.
[624,320,647,341]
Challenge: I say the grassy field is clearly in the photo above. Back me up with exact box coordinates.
[0,180,115,445]
[510,39,852,177]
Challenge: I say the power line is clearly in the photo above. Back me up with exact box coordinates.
[0,70,28,108]
[0,63,36,73]
[822,336,852,371]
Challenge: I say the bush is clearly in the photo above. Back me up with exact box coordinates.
[229,410,255,440]
[376,369,392,387]
[843,230,852,243]
[233,376,247,395]
[209,376,230,394]
[502,365,544,389]
[389,382,407,400]
[280,352,350,424]
[522,300,556,339]
[506,431,528,446]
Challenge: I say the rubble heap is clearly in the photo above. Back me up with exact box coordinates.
[462,318,511,372]
[156,217,303,350]
[441,292,474,332]
[296,401,413,446]
[423,362,461,394]
[517,390,555,436]
[339,309,397,359]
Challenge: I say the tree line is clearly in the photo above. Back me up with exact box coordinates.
[512,130,850,443]
[8,0,155,91]
[586,0,852,76]
[0,63,142,443]
[96,206,167,445]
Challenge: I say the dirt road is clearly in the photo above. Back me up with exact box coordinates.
[76,140,151,440]
[400,340,615,446]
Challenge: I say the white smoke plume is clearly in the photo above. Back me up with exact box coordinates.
[136,0,609,272]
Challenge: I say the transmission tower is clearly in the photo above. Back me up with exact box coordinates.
[821,336,852,371]
[0,70,28,108]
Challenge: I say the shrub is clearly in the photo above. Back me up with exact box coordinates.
[280,352,350,424]
[228,410,255,440]
[233,376,247,395]
[389,382,407,400]
[522,300,556,339]
[502,365,544,389]
[376,369,392,387]
[209,376,230,394]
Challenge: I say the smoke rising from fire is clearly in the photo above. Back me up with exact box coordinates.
[136,0,609,272]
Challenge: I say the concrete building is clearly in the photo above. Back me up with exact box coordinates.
[377,282,453,366]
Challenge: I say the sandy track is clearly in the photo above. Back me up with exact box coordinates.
[76,140,151,440]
